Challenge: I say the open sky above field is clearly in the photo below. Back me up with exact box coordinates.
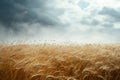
[0,0,120,43]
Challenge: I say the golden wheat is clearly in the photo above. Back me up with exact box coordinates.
[0,44,120,80]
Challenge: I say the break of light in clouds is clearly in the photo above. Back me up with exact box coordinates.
[0,0,120,43]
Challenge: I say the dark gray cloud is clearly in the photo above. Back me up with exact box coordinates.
[99,7,120,22]
[0,0,66,42]
[0,0,62,29]
[0,0,33,26]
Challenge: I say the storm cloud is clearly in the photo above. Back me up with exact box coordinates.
[0,0,62,28]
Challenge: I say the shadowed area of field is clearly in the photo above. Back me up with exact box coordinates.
[0,44,120,80]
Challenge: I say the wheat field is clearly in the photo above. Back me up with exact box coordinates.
[0,43,120,80]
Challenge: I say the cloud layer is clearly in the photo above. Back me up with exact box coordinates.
[0,0,120,43]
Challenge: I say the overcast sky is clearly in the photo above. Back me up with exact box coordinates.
[0,0,120,43]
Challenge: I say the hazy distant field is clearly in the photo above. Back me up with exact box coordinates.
[0,44,120,80]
